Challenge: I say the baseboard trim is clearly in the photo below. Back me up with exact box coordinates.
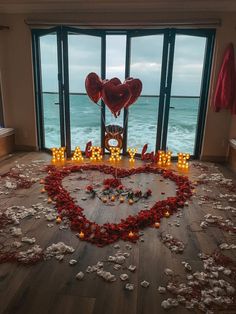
[14,145,38,152]
[200,155,227,162]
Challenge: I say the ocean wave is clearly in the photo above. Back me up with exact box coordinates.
[42,94,199,154]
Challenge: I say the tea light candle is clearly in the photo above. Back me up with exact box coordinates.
[164,211,170,218]
[40,179,44,184]
[79,231,85,239]
[40,188,46,193]
[102,197,107,203]
[47,197,52,204]
[154,222,160,228]
[119,196,125,203]
[128,199,134,205]
[56,217,62,224]
[127,148,137,162]
[128,231,134,238]
[111,195,115,202]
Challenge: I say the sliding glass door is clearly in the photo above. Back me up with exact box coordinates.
[32,27,215,158]
[163,30,214,156]
[67,31,102,151]
[105,34,127,152]
[32,28,64,149]
[127,33,164,152]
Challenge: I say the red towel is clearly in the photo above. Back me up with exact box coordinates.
[213,43,236,114]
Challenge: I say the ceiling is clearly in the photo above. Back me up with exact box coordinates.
[0,0,236,14]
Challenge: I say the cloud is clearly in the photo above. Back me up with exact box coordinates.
[39,33,206,96]
[131,62,162,72]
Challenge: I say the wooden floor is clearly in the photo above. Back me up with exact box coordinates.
[0,152,235,314]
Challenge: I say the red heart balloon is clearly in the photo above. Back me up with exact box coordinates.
[103,79,109,85]
[85,72,103,103]
[109,77,122,86]
[124,78,142,108]
[102,82,131,116]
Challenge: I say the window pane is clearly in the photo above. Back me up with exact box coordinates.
[128,35,164,152]
[167,35,206,155]
[68,34,101,150]
[105,35,126,151]
[40,34,61,148]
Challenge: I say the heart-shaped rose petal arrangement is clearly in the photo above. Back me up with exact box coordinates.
[85,72,142,117]
[44,164,193,247]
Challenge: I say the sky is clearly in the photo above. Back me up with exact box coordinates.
[40,33,206,97]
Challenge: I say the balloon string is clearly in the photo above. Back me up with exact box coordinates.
[97,103,129,138]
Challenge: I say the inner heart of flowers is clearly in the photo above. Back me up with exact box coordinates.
[44,164,193,246]
[62,171,176,225]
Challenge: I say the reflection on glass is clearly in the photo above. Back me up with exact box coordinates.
[167,35,206,155]
[105,35,126,150]
[68,34,101,150]
[128,35,164,152]
[167,97,199,155]
[40,34,61,148]
[128,96,159,152]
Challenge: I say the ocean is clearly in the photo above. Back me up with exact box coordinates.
[43,93,199,155]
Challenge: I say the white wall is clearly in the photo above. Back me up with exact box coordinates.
[201,13,236,160]
[0,14,37,149]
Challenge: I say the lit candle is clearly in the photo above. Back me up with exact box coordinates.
[164,211,170,218]
[90,146,103,161]
[40,188,46,193]
[39,179,44,184]
[47,197,52,204]
[177,153,190,170]
[102,197,107,203]
[128,231,134,238]
[127,148,137,162]
[56,216,62,224]
[110,195,115,202]
[79,231,85,239]
[51,147,66,163]
[128,199,134,205]
[119,196,125,203]
[154,222,160,228]
[72,146,84,162]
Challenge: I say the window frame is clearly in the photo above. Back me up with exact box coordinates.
[32,27,215,158]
